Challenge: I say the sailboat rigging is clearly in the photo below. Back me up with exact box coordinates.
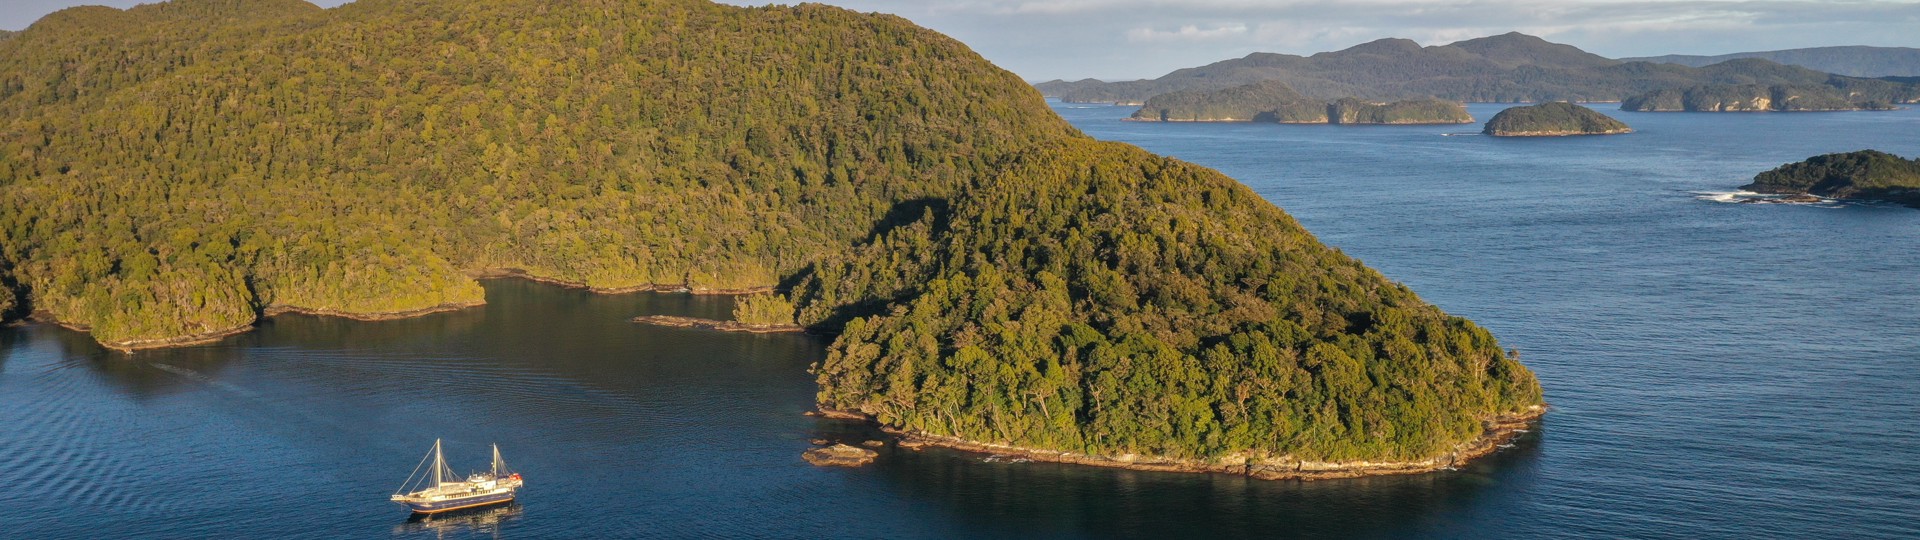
[390,439,524,514]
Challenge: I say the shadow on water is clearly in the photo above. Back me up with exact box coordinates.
[803,415,1547,539]
[0,325,18,372]
[27,277,771,399]
[394,503,522,539]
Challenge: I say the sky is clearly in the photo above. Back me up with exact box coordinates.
[7,0,1919,81]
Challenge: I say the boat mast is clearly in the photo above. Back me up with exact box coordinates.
[491,444,504,476]
[432,438,447,488]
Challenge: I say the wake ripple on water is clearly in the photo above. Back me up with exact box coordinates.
[1692,190,1845,208]
[0,358,197,520]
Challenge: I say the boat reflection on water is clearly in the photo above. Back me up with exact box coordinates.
[395,503,522,538]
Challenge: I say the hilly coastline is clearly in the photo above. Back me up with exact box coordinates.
[1624,46,1920,78]
[0,0,1541,474]
[1036,33,1920,107]
[1621,84,1900,112]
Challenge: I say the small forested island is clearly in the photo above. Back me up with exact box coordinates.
[1622,84,1900,112]
[1482,102,1632,136]
[1129,80,1471,124]
[1743,150,1920,207]
[0,0,1541,476]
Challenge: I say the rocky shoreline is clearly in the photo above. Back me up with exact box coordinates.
[818,405,1546,480]
[632,315,804,334]
[37,271,784,351]
[262,301,485,322]
[1486,128,1632,137]
[93,321,256,352]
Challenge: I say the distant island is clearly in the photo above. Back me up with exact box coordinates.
[1128,80,1471,124]
[1622,84,1900,112]
[1623,46,1920,78]
[1129,80,1329,122]
[1483,102,1631,136]
[1743,151,1920,207]
[1035,33,1920,107]
[1329,98,1472,124]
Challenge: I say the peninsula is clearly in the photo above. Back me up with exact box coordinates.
[1483,102,1632,136]
[1743,151,1920,207]
[1128,80,1471,124]
[0,0,1542,476]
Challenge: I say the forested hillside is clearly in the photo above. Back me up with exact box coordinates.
[0,0,1068,347]
[0,0,1541,464]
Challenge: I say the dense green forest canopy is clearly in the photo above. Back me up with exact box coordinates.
[0,0,1541,462]
[1129,80,1470,124]
[1745,150,1920,207]
[0,0,1068,346]
[1036,33,1920,105]
[1482,102,1630,136]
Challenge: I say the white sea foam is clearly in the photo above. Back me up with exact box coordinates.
[1694,190,1762,203]
[1693,190,1842,207]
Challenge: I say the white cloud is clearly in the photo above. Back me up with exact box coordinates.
[1125,23,1250,42]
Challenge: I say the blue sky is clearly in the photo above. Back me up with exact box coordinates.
[8,0,1919,81]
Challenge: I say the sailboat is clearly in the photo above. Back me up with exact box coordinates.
[390,439,524,514]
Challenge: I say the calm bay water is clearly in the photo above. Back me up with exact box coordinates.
[3,103,1917,538]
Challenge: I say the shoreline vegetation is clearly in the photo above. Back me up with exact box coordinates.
[819,405,1547,480]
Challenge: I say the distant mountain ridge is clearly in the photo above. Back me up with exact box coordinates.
[1623,46,1920,78]
[1036,33,1920,106]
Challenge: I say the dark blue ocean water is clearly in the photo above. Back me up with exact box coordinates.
[2,103,1917,539]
